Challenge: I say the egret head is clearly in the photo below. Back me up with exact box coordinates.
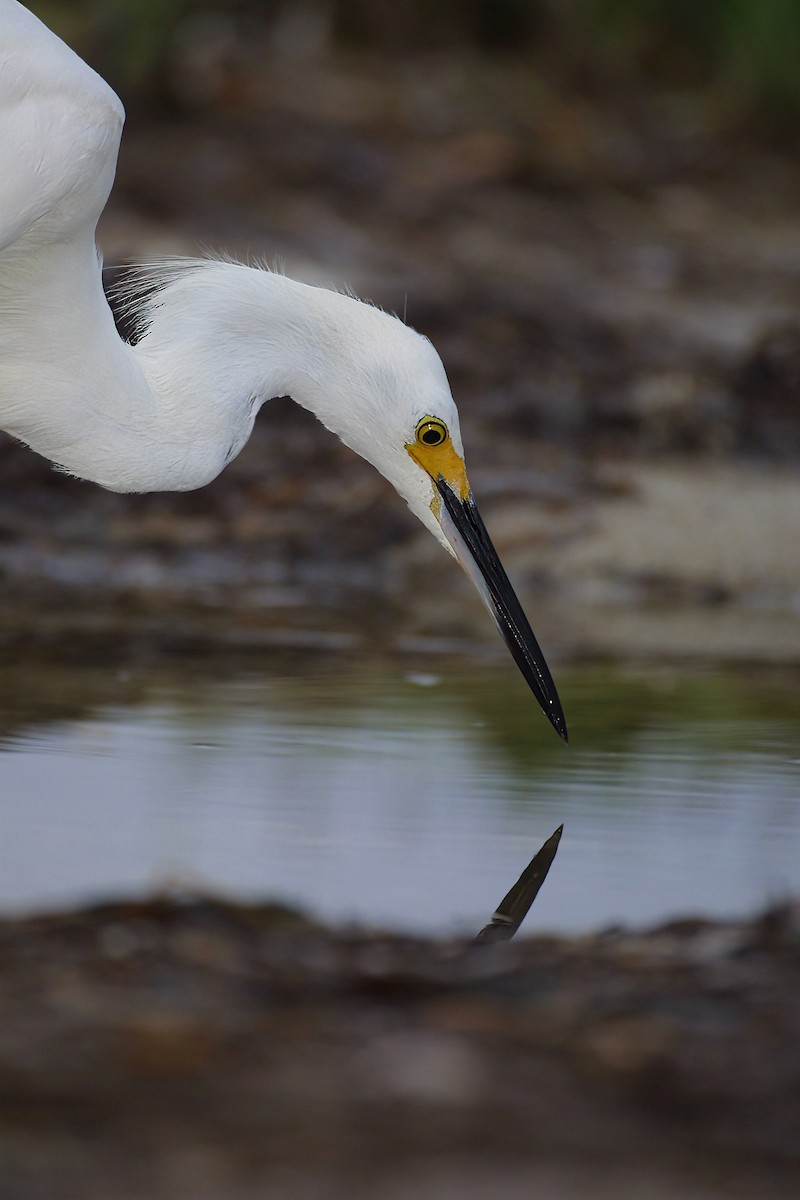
[307,299,567,741]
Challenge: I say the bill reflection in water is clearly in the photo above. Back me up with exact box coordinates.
[475,825,564,943]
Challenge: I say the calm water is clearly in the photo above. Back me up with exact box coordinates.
[0,650,798,933]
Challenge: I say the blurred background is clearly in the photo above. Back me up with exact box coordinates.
[1,0,799,933]
[5,0,800,639]
[3,6,800,1200]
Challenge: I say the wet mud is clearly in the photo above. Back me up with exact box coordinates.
[0,896,798,1199]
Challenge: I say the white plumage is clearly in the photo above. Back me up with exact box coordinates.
[0,0,566,738]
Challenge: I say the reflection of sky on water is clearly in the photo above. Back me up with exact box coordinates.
[0,667,798,933]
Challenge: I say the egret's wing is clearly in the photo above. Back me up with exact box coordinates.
[0,0,124,253]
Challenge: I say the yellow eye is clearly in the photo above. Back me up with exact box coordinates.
[415,417,448,448]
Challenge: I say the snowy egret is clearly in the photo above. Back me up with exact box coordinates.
[0,0,566,740]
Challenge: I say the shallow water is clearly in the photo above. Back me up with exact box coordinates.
[0,649,798,933]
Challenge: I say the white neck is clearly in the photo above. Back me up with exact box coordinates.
[0,245,378,492]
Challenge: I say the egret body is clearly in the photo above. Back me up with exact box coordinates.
[0,0,566,739]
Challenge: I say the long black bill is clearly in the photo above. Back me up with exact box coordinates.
[436,477,568,742]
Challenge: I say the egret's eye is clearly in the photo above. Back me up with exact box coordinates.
[415,417,448,447]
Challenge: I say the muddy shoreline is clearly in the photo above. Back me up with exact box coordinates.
[1,896,798,1199]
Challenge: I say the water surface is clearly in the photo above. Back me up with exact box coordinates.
[1,651,797,932]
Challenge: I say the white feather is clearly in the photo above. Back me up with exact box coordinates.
[0,1,567,737]
[0,1,458,548]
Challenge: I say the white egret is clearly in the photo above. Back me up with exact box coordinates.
[0,0,567,739]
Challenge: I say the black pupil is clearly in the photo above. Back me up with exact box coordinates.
[422,427,442,445]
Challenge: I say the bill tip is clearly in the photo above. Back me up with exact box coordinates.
[550,713,569,743]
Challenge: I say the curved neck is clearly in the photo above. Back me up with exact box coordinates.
[0,251,347,492]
